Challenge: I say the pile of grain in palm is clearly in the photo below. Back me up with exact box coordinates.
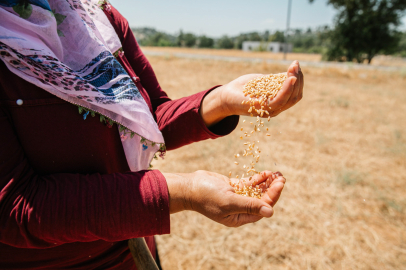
[229,181,263,199]
[230,73,287,198]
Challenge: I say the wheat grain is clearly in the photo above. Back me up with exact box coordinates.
[231,73,287,198]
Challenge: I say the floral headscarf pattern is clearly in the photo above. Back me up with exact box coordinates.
[0,0,165,171]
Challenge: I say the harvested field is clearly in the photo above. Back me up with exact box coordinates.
[142,46,322,62]
[147,52,406,270]
[142,46,406,67]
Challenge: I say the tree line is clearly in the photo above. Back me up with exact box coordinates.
[132,27,406,57]
[132,27,336,53]
[133,0,406,63]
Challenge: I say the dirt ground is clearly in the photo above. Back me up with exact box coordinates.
[145,51,406,270]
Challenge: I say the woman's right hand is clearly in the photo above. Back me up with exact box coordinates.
[163,170,286,227]
[199,61,303,127]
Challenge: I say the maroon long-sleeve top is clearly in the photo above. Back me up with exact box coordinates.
[0,6,238,269]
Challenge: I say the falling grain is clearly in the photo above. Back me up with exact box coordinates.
[231,73,287,198]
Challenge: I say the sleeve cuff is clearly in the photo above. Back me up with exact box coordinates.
[144,170,170,236]
[122,170,170,238]
[156,86,240,150]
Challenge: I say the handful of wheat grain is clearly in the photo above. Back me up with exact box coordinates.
[230,73,287,198]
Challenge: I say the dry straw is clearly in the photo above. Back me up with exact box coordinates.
[151,56,406,270]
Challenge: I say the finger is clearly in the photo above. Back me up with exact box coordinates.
[229,193,274,217]
[261,175,286,207]
[248,67,295,116]
[231,213,263,226]
[299,70,304,99]
[254,171,281,193]
[279,63,301,110]
[267,61,297,110]
[287,60,299,77]
[244,170,274,186]
[293,63,303,103]
[239,171,281,190]
[235,171,273,190]
[274,171,283,177]
[269,76,296,111]
[291,68,303,106]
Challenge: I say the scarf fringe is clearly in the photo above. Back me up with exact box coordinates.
[77,105,166,162]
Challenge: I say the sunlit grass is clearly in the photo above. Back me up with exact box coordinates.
[146,52,406,270]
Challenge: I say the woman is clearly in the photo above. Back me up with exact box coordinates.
[0,0,303,269]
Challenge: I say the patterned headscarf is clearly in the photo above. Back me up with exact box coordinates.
[0,0,165,171]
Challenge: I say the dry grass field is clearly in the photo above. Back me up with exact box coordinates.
[142,46,406,67]
[146,51,406,270]
[142,46,322,62]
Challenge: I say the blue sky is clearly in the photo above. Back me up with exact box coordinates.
[110,0,406,37]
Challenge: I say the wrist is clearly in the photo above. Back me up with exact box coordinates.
[162,173,193,214]
[200,86,230,127]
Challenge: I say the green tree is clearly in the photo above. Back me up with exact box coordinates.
[310,0,406,63]
[270,30,285,42]
[177,31,197,47]
[397,31,406,57]
[217,35,235,49]
[177,30,184,47]
[198,35,214,48]
[289,26,330,54]
[132,28,176,47]
[143,32,175,47]
[184,33,197,47]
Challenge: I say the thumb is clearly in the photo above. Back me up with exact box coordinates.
[230,193,274,218]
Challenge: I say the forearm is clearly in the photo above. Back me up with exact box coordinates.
[0,170,170,248]
[155,88,239,150]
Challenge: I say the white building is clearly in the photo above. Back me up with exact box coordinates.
[242,41,293,53]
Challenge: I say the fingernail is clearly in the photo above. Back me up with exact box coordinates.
[260,206,273,217]
[291,77,297,85]
[294,65,299,74]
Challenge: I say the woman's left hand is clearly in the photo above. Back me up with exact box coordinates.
[200,61,304,127]
[164,170,286,227]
